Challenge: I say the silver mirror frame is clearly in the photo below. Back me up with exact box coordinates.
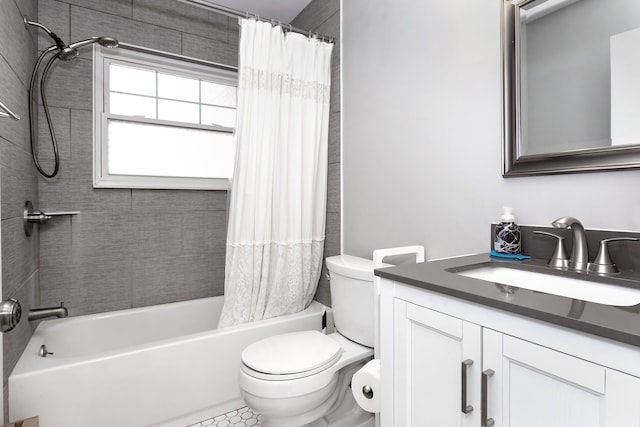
[502,0,640,177]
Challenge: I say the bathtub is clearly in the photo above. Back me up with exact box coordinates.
[9,296,328,427]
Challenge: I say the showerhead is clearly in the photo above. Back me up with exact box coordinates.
[57,36,120,61]
[96,36,119,49]
[25,17,120,178]
[57,47,80,61]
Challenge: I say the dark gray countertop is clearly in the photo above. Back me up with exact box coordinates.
[375,253,640,347]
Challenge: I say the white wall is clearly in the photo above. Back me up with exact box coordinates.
[342,0,640,260]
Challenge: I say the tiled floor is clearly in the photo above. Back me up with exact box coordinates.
[188,406,261,427]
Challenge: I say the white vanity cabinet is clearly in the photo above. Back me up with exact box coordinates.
[483,329,640,427]
[392,299,481,427]
[379,279,640,427]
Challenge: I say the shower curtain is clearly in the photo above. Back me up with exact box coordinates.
[217,19,333,327]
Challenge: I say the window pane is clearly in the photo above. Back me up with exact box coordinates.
[109,93,156,118]
[201,105,236,128]
[158,99,200,124]
[201,81,236,107]
[158,73,199,102]
[109,64,156,96]
[107,120,234,178]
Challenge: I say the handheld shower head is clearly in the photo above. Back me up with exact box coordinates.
[57,36,120,61]
[23,17,66,49]
[24,16,120,178]
[57,47,80,61]
[96,36,120,49]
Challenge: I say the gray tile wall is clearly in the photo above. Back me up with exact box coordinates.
[37,0,237,316]
[292,0,341,307]
[0,0,40,419]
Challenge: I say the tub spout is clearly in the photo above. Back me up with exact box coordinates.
[28,302,68,321]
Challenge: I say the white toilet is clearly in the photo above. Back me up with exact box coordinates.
[238,255,378,427]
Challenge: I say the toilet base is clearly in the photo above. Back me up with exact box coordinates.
[256,361,375,427]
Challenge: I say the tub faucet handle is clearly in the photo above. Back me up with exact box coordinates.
[0,298,22,333]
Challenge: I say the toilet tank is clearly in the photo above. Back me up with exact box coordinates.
[326,255,381,348]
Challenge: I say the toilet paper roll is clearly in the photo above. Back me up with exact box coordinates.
[351,359,381,413]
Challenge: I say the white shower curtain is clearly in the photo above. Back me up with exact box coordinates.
[217,19,333,327]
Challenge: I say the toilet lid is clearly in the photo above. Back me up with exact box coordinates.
[242,330,342,376]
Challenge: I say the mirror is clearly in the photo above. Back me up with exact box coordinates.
[502,0,640,176]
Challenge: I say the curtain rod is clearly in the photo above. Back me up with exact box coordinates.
[176,0,336,43]
[119,42,238,72]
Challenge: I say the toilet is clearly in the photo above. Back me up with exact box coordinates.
[238,255,378,427]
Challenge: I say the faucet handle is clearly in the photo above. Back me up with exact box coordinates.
[588,237,640,274]
[534,231,569,268]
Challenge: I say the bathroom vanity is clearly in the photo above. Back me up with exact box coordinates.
[376,254,640,427]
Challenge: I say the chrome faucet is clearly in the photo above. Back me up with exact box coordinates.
[552,217,588,271]
[28,302,68,321]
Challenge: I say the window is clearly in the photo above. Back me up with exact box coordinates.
[93,45,237,190]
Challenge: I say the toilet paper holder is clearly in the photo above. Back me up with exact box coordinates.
[351,359,381,413]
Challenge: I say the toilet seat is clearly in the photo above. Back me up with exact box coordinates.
[239,332,374,400]
[241,331,342,381]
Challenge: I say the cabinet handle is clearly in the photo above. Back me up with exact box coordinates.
[461,359,474,414]
[482,369,495,427]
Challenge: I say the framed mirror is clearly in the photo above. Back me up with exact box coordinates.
[502,0,640,176]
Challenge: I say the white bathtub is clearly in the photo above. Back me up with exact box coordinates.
[9,296,327,427]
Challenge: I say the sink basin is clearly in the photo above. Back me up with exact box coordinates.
[454,265,640,306]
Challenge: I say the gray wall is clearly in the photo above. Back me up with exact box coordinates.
[0,0,40,418]
[342,0,640,261]
[292,0,341,307]
[36,0,238,316]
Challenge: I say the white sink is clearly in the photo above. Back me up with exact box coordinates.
[456,265,640,306]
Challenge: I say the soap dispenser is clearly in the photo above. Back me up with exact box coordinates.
[494,207,521,254]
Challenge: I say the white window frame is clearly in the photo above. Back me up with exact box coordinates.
[93,44,238,190]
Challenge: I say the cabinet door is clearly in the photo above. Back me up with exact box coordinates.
[393,299,481,427]
[483,332,640,427]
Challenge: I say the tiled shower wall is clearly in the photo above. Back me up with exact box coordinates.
[36,0,236,315]
[0,0,40,416]
[36,0,341,313]
[292,0,341,307]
